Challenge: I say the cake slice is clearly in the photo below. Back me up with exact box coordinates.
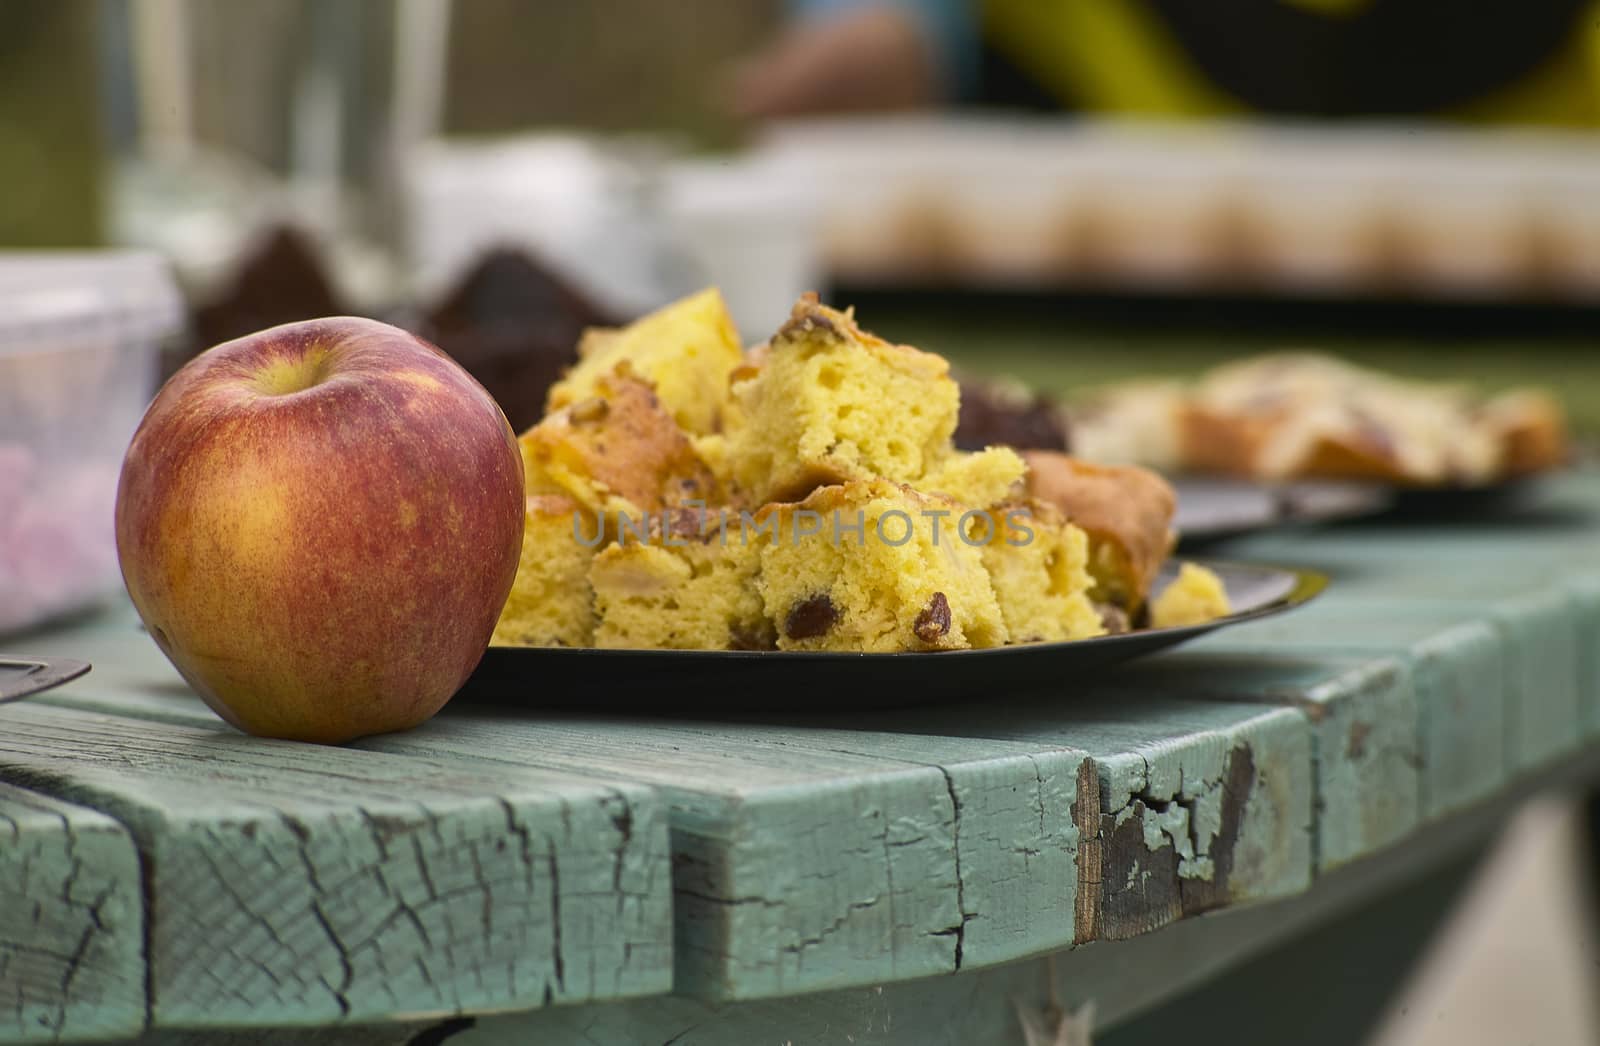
[1022,452,1177,616]
[491,495,599,647]
[589,508,772,651]
[725,294,960,504]
[975,500,1104,644]
[545,287,743,436]
[519,371,719,521]
[920,445,1027,511]
[755,479,1006,652]
[1478,388,1568,477]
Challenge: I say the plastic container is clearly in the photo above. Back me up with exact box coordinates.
[0,251,185,636]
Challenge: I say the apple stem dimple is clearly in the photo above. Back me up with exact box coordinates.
[254,349,334,397]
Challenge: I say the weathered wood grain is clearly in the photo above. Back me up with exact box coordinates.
[0,783,144,1044]
[1223,517,1594,775]
[0,701,672,1029]
[832,691,1316,941]
[30,622,1091,1002]
[29,607,1313,1002]
[360,714,1095,999]
[438,739,1559,1046]
[1191,602,1509,825]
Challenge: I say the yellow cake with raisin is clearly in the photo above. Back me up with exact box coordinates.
[1150,563,1231,628]
[546,288,743,436]
[520,371,719,520]
[754,479,1006,652]
[974,500,1105,644]
[590,508,772,651]
[491,495,599,647]
[724,294,960,504]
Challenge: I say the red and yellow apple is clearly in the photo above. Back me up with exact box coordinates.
[115,317,524,743]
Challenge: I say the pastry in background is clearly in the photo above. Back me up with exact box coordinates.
[1477,388,1569,477]
[185,226,347,378]
[1064,380,1186,471]
[1070,353,1569,487]
[1183,352,1524,485]
[954,374,1071,453]
[420,248,618,433]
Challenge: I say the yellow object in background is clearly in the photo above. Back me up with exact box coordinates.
[983,0,1600,126]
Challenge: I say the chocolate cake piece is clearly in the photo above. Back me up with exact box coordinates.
[954,372,1071,452]
[418,248,619,432]
[179,225,346,377]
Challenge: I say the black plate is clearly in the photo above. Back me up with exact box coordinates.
[461,559,1326,712]
[1173,477,1392,544]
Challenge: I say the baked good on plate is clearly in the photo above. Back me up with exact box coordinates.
[974,500,1105,643]
[491,287,1199,653]
[519,370,719,520]
[724,294,960,504]
[1074,352,1568,487]
[755,479,1007,652]
[590,508,772,651]
[545,287,743,436]
[491,495,598,648]
[1022,452,1177,615]
[1150,562,1231,628]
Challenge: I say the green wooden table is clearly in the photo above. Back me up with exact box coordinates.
[4,475,1599,1045]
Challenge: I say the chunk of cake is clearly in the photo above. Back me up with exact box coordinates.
[491,495,599,647]
[1181,352,1505,485]
[725,294,960,504]
[920,445,1027,511]
[546,288,743,436]
[590,508,772,651]
[975,500,1104,644]
[1022,452,1177,615]
[1478,389,1568,477]
[1066,380,1186,471]
[519,371,719,519]
[755,480,1006,652]
[953,372,1071,452]
[1150,563,1232,628]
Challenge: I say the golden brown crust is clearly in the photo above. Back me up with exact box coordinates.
[1176,354,1567,485]
[1483,389,1570,477]
[1177,404,1272,478]
[1021,452,1177,610]
[519,373,719,515]
[1183,402,1444,485]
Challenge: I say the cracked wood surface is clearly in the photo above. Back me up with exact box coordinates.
[4,472,1596,1038]
[829,692,1315,942]
[48,675,1093,1001]
[0,698,672,1032]
[0,783,144,1043]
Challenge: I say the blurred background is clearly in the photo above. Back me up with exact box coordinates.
[3,0,1599,431]
[2,3,1599,1042]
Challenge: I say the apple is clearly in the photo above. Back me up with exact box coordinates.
[116,317,524,743]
